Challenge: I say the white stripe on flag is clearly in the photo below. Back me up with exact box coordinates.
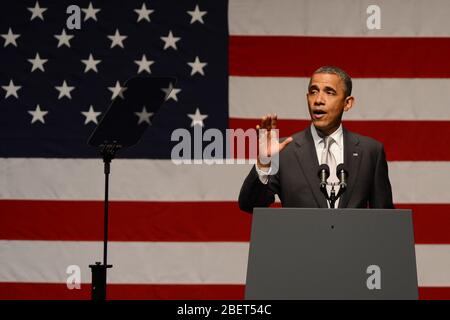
[0,241,249,284]
[415,245,450,287]
[229,0,450,36]
[1,241,449,286]
[2,159,450,203]
[230,77,450,120]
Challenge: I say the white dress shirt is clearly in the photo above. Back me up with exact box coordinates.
[256,123,344,208]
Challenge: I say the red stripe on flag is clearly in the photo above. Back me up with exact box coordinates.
[229,118,450,161]
[398,204,450,245]
[1,200,450,244]
[229,36,450,77]
[0,200,252,242]
[0,282,449,300]
[418,287,450,300]
[0,283,244,300]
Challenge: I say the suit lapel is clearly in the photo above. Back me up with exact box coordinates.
[338,128,362,208]
[293,127,328,208]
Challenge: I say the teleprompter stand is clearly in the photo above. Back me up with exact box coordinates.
[87,76,175,300]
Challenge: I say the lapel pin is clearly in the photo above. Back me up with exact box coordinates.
[353,153,358,157]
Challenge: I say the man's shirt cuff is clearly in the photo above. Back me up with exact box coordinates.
[255,165,272,185]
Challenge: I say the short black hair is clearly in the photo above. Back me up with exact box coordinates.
[310,66,352,98]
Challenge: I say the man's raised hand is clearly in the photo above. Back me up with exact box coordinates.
[256,114,293,169]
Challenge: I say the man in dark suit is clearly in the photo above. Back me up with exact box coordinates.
[239,66,394,213]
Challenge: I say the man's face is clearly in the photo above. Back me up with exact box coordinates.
[306,73,353,135]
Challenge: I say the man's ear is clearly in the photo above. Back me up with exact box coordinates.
[343,96,355,112]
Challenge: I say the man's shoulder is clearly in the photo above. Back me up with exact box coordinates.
[345,129,384,151]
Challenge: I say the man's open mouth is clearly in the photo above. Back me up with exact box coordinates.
[312,110,327,119]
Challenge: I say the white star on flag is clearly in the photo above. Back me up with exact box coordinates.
[54,29,74,48]
[135,106,154,125]
[134,3,154,22]
[160,30,180,50]
[109,81,127,100]
[2,79,22,99]
[28,105,48,124]
[28,1,47,21]
[81,105,102,125]
[135,54,155,74]
[28,53,48,72]
[108,29,127,48]
[188,108,208,127]
[188,56,208,76]
[1,28,20,47]
[187,5,207,24]
[82,2,101,21]
[81,54,101,73]
[161,82,181,102]
[55,80,75,99]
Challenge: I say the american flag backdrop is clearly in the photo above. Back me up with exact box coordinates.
[1,0,450,300]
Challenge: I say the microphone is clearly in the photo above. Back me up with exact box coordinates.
[336,163,348,189]
[317,164,330,189]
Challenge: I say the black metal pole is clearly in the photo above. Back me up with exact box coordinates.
[89,145,115,300]
[104,159,110,267]
[89,262,107,300]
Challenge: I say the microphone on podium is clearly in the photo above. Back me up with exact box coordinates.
[336,163,348,189]
[317,164,330,189]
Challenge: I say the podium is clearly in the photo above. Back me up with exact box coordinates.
[245,208,418,300]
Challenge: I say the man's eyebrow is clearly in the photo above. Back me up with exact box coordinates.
[308,84,337,93]
[324,86,337,93]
